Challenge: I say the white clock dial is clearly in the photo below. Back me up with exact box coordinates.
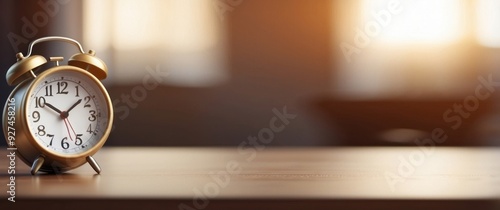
[26,70,110,155]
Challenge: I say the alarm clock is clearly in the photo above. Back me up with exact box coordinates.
[2,36,113,175]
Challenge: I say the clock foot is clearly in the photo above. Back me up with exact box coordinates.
[31,156,45,175]
[86,156,101,174]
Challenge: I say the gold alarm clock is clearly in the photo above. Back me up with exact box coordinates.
[2,36,113,175]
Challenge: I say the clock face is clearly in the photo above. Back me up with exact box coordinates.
[26,69,111,155]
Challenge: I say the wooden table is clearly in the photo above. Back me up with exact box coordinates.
[1,147,499,209]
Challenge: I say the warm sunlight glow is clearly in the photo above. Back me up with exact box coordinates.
[83,0,111,51]
[477,0,500,48]
[85,0,220,51]
[83,0,227,87]
[109,0,218,51]
[112,0,163,50]
[163,0,218,52]
[363,0,464,44]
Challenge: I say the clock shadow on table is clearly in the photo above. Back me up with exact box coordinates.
[2,172,101,194]
[0,171,101,178]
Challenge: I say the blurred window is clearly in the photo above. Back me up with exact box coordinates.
[477,0,500,48]
[83,0,227,87]
[363,0,464,44]
[334,0,500,99]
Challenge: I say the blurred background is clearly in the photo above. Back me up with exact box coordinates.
[1,0,500,147]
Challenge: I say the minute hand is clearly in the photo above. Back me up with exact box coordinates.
[67,99,82,114]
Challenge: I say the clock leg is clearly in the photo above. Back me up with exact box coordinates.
[86,156,101,174]
[31,156,45,175]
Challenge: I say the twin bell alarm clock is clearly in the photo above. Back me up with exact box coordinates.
[2,36,113,175]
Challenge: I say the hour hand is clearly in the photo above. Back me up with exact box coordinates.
[44,102,62,114]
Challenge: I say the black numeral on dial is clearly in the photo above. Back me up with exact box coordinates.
[87,124,93,134]
[89,110,97,121]
[84,96,92,108]
[61,137,69,149]
[75,86,80,97]
[32,111,40,122]
[57,81,68,94]
[37,125,46,136]
[45,85,53,96]
[47,134,54,146]
[75,134,83,146]
[35,97,46,108]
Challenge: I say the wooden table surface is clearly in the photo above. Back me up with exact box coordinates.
[1,147,499,209]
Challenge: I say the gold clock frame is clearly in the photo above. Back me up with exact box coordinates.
[2,36,113,175]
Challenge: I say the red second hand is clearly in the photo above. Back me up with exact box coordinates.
[66,118,78,139]
[63,118,74,141]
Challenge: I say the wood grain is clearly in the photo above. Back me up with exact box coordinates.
[1,147,499,209]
